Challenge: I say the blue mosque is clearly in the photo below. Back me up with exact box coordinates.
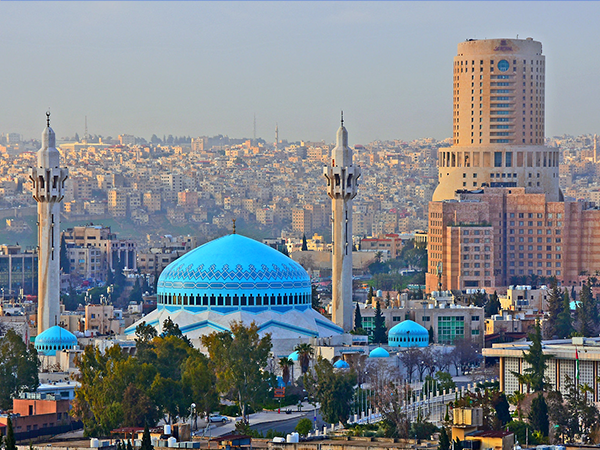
[126,233,344,352]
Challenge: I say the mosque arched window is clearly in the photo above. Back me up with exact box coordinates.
[183,294,188,306]
[271,294,276,306]
[248,294,254,306]
[225,295,231,306]
[255,294,261,306]
[210,294,216,306]
[232,295,239,306]
[283,294,288,305]
[217,295,223,306]
[240,295,247,306]
[277,294,282,305]
[202,294,208,306]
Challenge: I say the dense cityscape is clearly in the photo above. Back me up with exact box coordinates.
[2,25,600,450]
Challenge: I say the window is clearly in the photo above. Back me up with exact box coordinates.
[494,152,503,167]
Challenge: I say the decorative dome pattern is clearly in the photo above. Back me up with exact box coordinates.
[34,326,78,356]
[126,233,344,350]
[157,235,311,310]
[388,320,429,348]
[369,347,390,358]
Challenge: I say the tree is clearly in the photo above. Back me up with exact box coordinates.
[367,286,374,303]
[311,284,321,311]
[295,418,312,436]
[514,321,549,392]
[202,321,273,424]
[278,357,293,385]
[129,277,144,304]
[294,343,314,374]
[160,317,191,347]
[556,289,574,338]
[398,347,421,383]
[453,437,463,450]
[438,427,451,450]
[140,424,153,450]
[528,392,549,437]
[354,304,362,331]
[5,417,16,450]
[303,357,356,424]
[544,279,563,339]
[372,301,387,344]
[122,383,160,427]
[181,350,219,419]
[0,329,40,409]
[508,391,525,421]
[451,338,480,375]
[575,280,598,337]
[493,392,511,426]
[428,326,435,344]
[301,234,308,251]
[60,234,71,274]
[485,291,501,317]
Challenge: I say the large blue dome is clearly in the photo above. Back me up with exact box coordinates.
[388,320,429,348]
[156,234,311,312]
[34,326,78,356]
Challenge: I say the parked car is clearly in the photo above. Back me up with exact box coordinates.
[208,414,229,423]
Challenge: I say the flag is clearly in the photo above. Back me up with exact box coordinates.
[576,347,580,381]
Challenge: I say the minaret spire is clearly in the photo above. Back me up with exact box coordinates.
[29,113,68,334]
[323,116,361,332]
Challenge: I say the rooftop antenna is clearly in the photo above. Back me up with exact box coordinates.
[341,110,344,127]
[232,218,236,234]
[46,110,51,127]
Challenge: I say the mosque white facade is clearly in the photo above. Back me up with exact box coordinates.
[126,233,344,353]
[29,113,68,334]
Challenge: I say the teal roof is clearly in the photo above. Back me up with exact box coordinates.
[388,320,429,348]
[333,360,350,369]
[389,320,428,337]
[369,347,390,358]
[156,234,311,311]
[34,326,78,356]
[288,351,299,361]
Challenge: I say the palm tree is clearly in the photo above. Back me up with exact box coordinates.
[294,343,314,374]
[279,357,294,385]
[508,391,526,421]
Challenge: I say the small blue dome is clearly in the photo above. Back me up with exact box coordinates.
[333,359,350,369]
[288,351,299,361]
[388,320,429,348]
[34,326,78,356]
[369,347,390,358]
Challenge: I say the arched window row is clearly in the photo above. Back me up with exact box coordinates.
[36,344,74,351]
[157,291,311,307]
[389,336,428,344]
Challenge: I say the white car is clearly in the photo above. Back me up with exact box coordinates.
[208,414,229,423]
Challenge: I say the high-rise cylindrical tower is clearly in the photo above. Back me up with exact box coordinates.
[433,38,560,202]
[323,116,360,331]
[29,113,68,334]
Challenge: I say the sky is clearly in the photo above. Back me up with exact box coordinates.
[1,1,599,145]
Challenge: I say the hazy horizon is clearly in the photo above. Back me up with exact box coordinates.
[1,1,599,144]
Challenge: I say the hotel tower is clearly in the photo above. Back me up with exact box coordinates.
[433,38,560,202]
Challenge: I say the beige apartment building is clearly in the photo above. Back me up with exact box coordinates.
[84,304,121,335]
[108,189,128,218]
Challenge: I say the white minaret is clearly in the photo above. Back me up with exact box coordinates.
[29,113,68,334]
[323,113,360,331]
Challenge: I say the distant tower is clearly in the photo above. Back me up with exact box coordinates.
[29,113,68,334]
[275,123,279,150]
[323,114,360,331]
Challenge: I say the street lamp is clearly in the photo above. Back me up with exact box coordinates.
[190,403,196,431]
